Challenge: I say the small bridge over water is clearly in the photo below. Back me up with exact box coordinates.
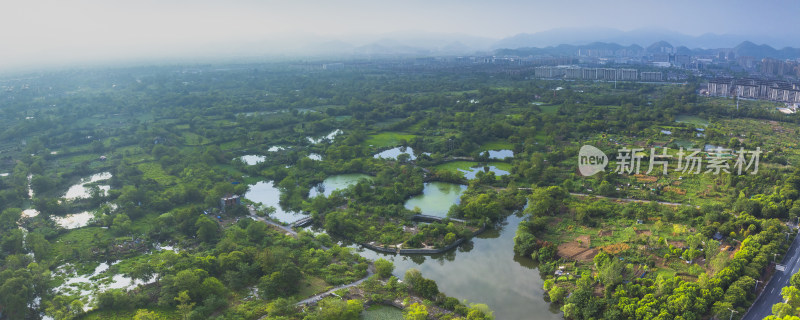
[291,216,314,228]
[410,214,466,224]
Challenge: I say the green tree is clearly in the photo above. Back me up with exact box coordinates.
[25,231,50,260]
[599,258,625,288]
[258,263,302,299]
[549,286,568,303]
[201,276,228,300]
[404,303,428,320]
[771,303,795,318]
[175,290,195,320]
[791,273,800,288]
[562,303,578,319]
[313,298,362,320]
[133,309,159,320]
[196,215,219,243]
[404,268,423,287]
[375,258,395,278]
[0,208,22,230]
[783,286,800,308]
[0,276,33,319]
[111,213,132,236]
[246,221,268,243]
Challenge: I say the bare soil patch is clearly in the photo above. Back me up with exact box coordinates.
[557,241,598,262]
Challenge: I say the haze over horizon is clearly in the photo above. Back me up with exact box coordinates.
[2,0,799,72]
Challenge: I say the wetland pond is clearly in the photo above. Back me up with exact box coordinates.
[245,181,307,223]
[308,174,373,198]
[247,168,557,319]
[486,149,514,160]
[403,182,467,218]
[374,146,418,160]
[344,213,560,320]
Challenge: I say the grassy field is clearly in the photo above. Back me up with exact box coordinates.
[433,161,477,172]
[295,276,330,299]
[364,132,416,148]
[219,140,243,150]
[539,105,559,115]
[181,131,211,146]
[480,141,514,151]
[433,161,512,180]
[51,227,110,270]
[675,114,709,127]
[361,304,404,320]
[490,162,513,171]
[138,162,177,186]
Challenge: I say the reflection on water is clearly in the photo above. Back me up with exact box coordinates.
[487,149,514,160]
[374,146,417,160]
[240,155,265,165]
[22,208,40,218]
[308,174,372,198]
[342,213,560,320]
[403,182,466,218]
[63,172,112,200]
[308,129,343,144]
[458,165,510,180]
[53,260,157,312]
[52,211,94,229]
[245,181,307,223]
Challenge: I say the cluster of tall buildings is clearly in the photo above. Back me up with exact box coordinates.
[533,66,662,82]
[760,58,800,78]
[706,78,800,103]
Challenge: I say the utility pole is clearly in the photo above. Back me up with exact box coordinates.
[728,308,738,320]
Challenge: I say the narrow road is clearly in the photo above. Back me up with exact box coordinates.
[742,231,800,320]
[294,266,375,306]
[257,268,375,319]
[247,206,298,237]
[249,205,366,315]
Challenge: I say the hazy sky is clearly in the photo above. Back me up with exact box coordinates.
[1,0,798,71]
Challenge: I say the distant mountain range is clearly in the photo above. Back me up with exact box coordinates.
[491,27,799,50]
[268,27,800,60]
[490,28,800,60]
[160,28,800,61]
[731,41,800,60]
[495,40,800,60]
[5,27,800,74]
